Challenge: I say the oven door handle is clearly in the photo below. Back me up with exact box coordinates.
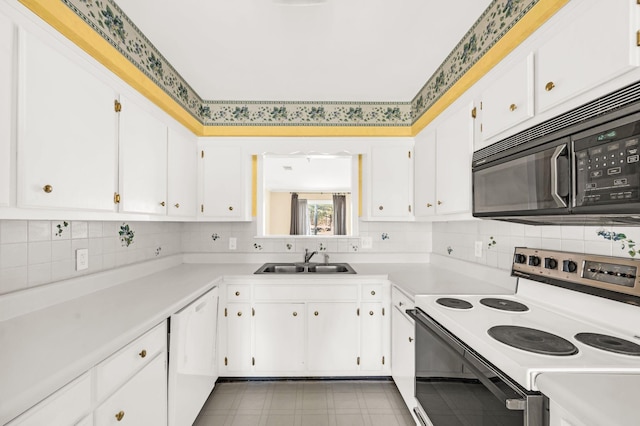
[550,144,568,208]
[407,308,526,411]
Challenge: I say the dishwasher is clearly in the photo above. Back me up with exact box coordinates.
[168,287,219,426]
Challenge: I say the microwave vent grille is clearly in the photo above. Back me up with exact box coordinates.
[473,81,640,163]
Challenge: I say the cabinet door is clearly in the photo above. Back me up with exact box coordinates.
[536,0,638,114]
[254,303,305,372]
[414,129,436,217]
[435,102,474,215]
[307,302,358,372]
[480,53,534,142]
[200,145,250,220]
[118,95,167,215]
[391,306,415,412]
[95,353,167,426]
[0,10,13,207]
[167,127,196,217]
[360,302,384,371]
[369,145,413,219]
[225,303,252,372]
[17,30,117,211]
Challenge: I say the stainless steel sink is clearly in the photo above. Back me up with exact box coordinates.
[254,262,356,274]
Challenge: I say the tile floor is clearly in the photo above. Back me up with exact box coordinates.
[194,380,416,426]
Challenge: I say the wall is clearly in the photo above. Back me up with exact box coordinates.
[0,220,182,295]
[432,220,639,271]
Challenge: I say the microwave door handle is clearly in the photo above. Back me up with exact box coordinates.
[551,145,568,208]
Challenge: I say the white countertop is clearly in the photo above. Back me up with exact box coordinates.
[536,372,640,426]
[0,258,515,423]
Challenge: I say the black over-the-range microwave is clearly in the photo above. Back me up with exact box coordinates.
[472,85,640,225]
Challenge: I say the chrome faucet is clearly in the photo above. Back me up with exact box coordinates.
[304,248,318,264]
[323,253,330,264]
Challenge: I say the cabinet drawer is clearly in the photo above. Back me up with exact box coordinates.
[254,285,358,301]
[96,321,167,401]
[95,354,167,426]
[227,284,250,300]
[391,286,414,312]
[362,284,383,301]
[7,373,91,426]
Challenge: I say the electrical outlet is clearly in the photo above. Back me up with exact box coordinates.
[474,241,483,258]
[229,237,237,250]
[361,237,373,249]
[76,248,89,271]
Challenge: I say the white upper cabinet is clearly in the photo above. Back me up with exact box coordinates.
[0,10,13,208]
[480,53,534,143]
[414,129,436,218]
[118,95,167,215]
[17,29,118,212]
[434,102,474,215]
[535,0,638,114]
[167,127,197,218]
[199,144,251,221]
[366,142,414,220]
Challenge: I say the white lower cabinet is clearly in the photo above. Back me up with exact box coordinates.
[95,353,167,426]
[391,287,417,418]
[221,280,389,376]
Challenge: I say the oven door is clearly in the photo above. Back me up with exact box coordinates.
[407,308,547,426]
[473,139,570,217]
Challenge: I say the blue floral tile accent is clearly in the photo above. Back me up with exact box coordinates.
[487,236,497,249]
[253,243,263,251]
[318,242,327,252]
[285,243,294,251]
[381,233,390,241]
[155,246,162,256]
[350,244,359,252]
[447,246,453,255]
[55,221,69,237]
[597,229,636,257]
[211,233,220,241]
[118,223,135,247]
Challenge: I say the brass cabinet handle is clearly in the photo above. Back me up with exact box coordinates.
[174,203,180,208]
[293,312,298,316]
[369,311,374,316]
[314,311,319,316]
[228,206,234,211]
[114,193,121,204]
[237,311,242,316]
[545,81,555,91]
[371,290,376,295]
[115,411,125,421]
[235,291,240,296]
[43,185,53,193]
[426,203,432,208]
[160,201,165,206]
[378,205,383,210]
[139,349,147,358]
[409,337,414,343]
[509,103,517,111]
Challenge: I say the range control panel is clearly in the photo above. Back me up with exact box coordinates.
[512,248,640,297]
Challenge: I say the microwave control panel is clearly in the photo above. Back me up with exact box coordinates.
[574,127,640,207]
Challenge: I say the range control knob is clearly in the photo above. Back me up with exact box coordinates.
[514,254,527,264]
[544,258,558,270]
[563,260,578,273]
[528,256,541,267]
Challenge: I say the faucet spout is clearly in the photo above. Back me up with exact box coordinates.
[304,248,318,264]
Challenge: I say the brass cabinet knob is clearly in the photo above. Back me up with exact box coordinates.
[369,311,374,316]
[545,81,555,91]
[235,291,240,296]
[509,103,517,111]
[160,201,166,207]
[237,311,242,316]
[139,349,147,358]
[437,200,443,205]
[43,185,53,193]
[314,311,319,316]
[174,203,180,208]
[399,301,404,307]
[371,290,376,295]
[228,206,234,211]
[114,193,121,204]
[378,205,384,210]
[293,312,298,317]
[409,337,414,343]
[115,411,125,421]
[426,203,432,208]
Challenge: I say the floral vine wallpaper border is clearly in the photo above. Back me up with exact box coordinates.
[60,0,539,127]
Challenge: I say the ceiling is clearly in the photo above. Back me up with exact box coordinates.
[114,0,492,103]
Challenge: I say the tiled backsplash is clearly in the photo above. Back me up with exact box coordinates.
[0,220,182,294]
[433,220,639,271]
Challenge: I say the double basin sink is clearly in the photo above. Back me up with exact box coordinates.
[254,262,356,274]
